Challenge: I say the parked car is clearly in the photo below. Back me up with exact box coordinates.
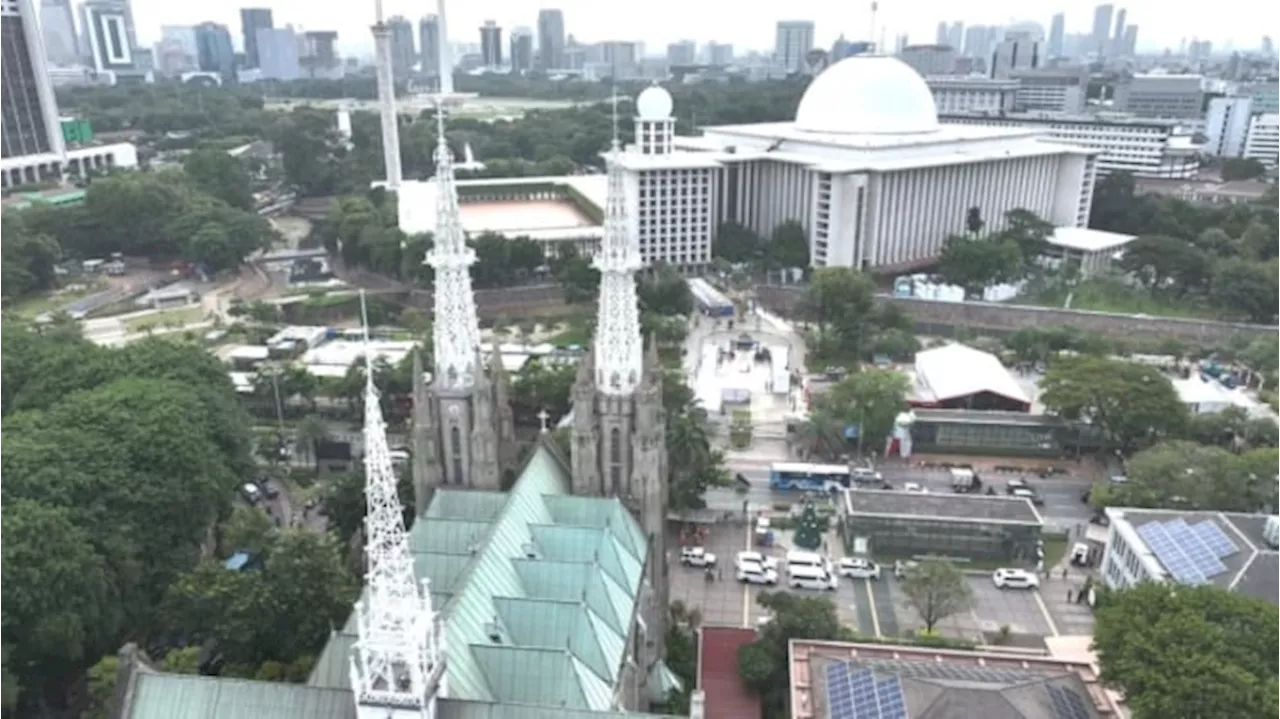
[992,568,1041,589]
[735,551,779,571]
[836,557,881,580]
[239,482,264,505]
[736,561,779,586]
[261,479,280,500]
[903,482,927,493]
[680,547,717,568]
[893,559,919,579]
[1010,487,1045,506]
[1069,542,1092,567]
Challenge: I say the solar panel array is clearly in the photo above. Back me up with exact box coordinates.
[1046,684,1093,719]
[825,663,908,719]
[1136,518,1240,586]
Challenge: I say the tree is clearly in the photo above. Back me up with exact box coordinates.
[1093,583,1278,719]
[792,502,823,550]
[182,148,255,210]
[800,268,878,360]
[1099,441,1279,513]
[220,505,277,556]
[712,222,764,263]
[1039,355,1188,454]
[1210,258,1279,323]
[297,414,331,470]
[997,208,1054,272]
[810,369,910,456]
[510,359,576,423]
[637,263,693,316]
[320,468,414,544]
[965,206,985,235]
[738,592,852,717]
[933,234,1022,298]
[899,560,974,633]
[767,219,810,269]
[1220,157,1267,181]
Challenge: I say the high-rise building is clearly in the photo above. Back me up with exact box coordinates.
[300,30,338,77]
[1111,8,1127,56]
[39,0,79,66]
[666,39,695,65]
[2,0,65,168]
[386,15,415,80]
[80,0,141,77]
[479,20,502,68]
[256,27,299,81]
[947,22,964,52]
[1123,25,1138,56]
[1048,13,1065,57]
[936,22,948,45]
[419,15,439,75]
[990,38,1041,79]
[194,21,234,80]
[239,7,272,69]
[705,41,733,66]
[509,27,533,74]
[1090,4,1114,56]
[536,8,564,70]
[775,20,815,73]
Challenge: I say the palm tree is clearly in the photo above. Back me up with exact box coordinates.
[668,413,711,470]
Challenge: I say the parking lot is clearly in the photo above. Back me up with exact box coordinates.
[668,521,1090,644]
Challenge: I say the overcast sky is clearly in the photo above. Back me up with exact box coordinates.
[130,0,1263,58]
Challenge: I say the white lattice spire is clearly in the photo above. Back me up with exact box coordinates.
[592,90,644,396]
[350,290,442,717]
[425,105,481,391]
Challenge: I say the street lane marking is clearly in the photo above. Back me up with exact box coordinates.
[865,580,881,637]
[1032,589,1061,637]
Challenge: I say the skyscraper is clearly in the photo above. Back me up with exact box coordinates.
[936,22,948,45]
[666,39,695,65]
[39,0,79,66]
[387,15,415,80]
[536,8,564,70]
[479,20,501,68]
[194,22,234,80]
[509,27,533,74]
[775,20,815,73]
[947,22,964,52]
[1123,25,1138,56]
[80,0,140,76]
[239,8,272,69]
[1048,13,1065,57]
[2,0,64,169]
[1091,4,1114,56]
[257,27,300,80]
[419,15,439,76]
[1111,8,1127,56]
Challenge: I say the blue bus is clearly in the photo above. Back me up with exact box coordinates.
[769,462,853,492]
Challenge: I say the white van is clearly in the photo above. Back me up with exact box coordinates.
[788,564,838,591]
[785,550,827,570]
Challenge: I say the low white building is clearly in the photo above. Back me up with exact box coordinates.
[925,76,1018,114]
[1172,375,1274,418]
[1042,227,1135,278]
[1244,113,1279,168]
[0,141,139,189]
[909,343,1032,412]
[940,111,1202,178]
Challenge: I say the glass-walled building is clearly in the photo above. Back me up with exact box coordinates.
[841,490,1043,562]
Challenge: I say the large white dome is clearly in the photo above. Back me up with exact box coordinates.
[793,55,940,135]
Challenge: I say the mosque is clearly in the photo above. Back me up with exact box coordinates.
[399,54,1098,273]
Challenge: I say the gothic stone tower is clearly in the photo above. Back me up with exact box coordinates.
[409,108,516,514]
[569,105,670,699]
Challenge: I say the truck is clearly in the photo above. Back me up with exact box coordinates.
[950,468,980,493]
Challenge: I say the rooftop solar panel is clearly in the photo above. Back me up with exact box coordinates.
[1192,520,1240,558]
[850,668,879,717]
[1138,521,1209,585]
[1165,520,1228,577]
[875,677,908,719]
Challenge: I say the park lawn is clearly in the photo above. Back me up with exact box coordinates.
[7,284,103,319]
[124,305,205,333]
[545,316,593,346]
[1017,277,1221,320]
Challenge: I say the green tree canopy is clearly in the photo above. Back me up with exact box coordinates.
[933,234,1023,298]
[738,592,852,717]
[1093,583,1278,719]
[182,148,255,210]
[1039,355,1188,454]
[899,560,974,633]
[1096,441,1279,513]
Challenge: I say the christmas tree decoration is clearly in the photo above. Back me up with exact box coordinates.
[793,500,823,550]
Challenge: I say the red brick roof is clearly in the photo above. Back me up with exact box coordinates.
[698,626,762,719]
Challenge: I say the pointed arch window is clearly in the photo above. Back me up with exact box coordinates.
[450,426,463,484]
[609,427,624,495]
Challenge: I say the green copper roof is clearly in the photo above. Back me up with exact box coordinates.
[128,674,355,719]
[426,490,508,522]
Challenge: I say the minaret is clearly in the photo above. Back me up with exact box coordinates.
[435,0,454,95]
[372,0,403,188]
[423,106,499,489]
[592,92,645,398]
[350,291,444,719]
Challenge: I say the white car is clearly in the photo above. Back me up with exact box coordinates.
[903,482,927,493]
[837,557,881,580]
[993,568,1041,589]
[735,551,779,571]
[893,559,919,579]
[736,562,779,586]
[680,547,717,568]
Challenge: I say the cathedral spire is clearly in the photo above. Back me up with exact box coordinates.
[425,104,482,391]
[592,92,644,396]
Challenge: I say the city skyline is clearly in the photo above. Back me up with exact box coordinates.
[122,0,1265,59]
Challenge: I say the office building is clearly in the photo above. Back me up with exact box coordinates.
[1090,4,1114,56]
[1244,113,1279,167]
[926,77,1018,114]
[1110,8,1127,56]
[80,0,141,78]
[386,15,414,80]
[2,0,65,166]
[536,8,564,70]
[935,22,947,45]
[1122,25,1138,56]
[1101,508,1278,606]
[667,39,695,66]
[946,22,964,53]
[419,15,439,75]
[1204,96,1255,157]
[775,20,815,73]
[479,20,501,68]
[1014,67,1090,114]
[1114,74,1204,119]
[1242,81,1279,114]
[38,0,78,65]
[705,41,733,66]
[899,44,955,75]
[194,22,234,81]
[962,25,997,60]
[990,38,1040,79]
[599,40,639,79]
[942,111,1201,178]
[239,7,271,69]
[256,27,299,81]
[509,27,533,74]
[300,30,339,78]
[1048,13,1065,57]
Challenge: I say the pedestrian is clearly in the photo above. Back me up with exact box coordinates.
[1062,567,1068,580]
[718,567,723,581]
[1066,588,1073,603]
